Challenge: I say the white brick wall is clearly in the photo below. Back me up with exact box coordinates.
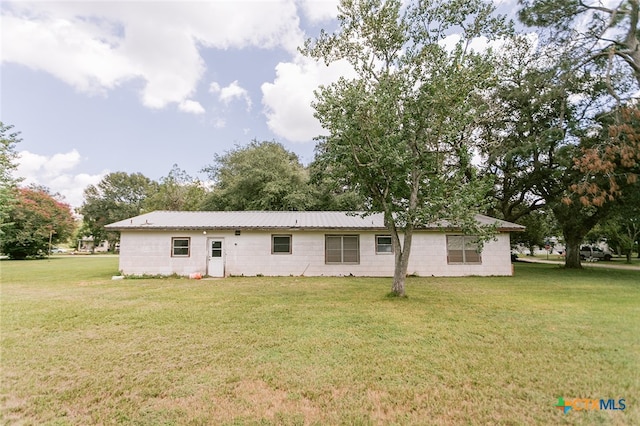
[118,230,514,277]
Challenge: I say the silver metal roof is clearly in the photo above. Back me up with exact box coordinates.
[105,211,524,231]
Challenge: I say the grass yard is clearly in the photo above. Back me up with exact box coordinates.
[1,256,638,425]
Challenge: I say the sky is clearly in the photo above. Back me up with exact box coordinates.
[1,0,519,208]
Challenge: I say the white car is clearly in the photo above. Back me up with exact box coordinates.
[579,246,612,261]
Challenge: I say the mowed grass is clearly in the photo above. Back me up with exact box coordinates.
[1,257,638,425]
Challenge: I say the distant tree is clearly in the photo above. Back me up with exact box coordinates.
[303,0,508,296]
[0,122,22,235]
[201,140,314,211]
[144,164,208,211]
[79,172,157,250]
[590,201,640,263]
[512,210,554,256]
[0,186,75,259]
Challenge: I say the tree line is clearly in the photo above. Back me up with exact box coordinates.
[2,1,639,295]
[0,136,364,259]
[77,140,365,254]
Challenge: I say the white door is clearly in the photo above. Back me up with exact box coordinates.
[207,238,224,277]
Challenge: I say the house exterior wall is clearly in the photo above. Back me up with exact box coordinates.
[118,230,514,277]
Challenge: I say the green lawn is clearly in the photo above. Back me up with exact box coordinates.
[1,256,638,425]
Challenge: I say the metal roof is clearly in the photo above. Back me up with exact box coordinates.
[105,211,524,232]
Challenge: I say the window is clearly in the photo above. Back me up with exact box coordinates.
[375,235,393,254]
[325,235,359,264]
[447,235,481,264]
[172,237,190,257]
[272,235,292,254]
[210,240,222,258]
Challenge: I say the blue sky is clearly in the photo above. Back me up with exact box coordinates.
[1,0,518,208]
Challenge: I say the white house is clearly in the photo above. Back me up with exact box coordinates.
[77,237,111,253]
[105,211,524,278]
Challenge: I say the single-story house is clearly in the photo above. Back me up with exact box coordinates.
[105,211,524,278]
[77,237,111,253]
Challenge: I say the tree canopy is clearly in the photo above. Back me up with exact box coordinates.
[519,0,640,95]
[201,140,315,211]
[78,172,157,250]
[144,164,207,212]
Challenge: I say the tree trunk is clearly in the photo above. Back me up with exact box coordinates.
[390,226,413,297]
[563,233,582,269]
[391,247,410,297]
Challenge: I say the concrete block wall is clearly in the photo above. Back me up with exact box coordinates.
[118,230,514,277]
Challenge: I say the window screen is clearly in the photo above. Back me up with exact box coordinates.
[376,235,393,254]
[172,238,190,257]
[272,235,292,254]
[325,235,359,263]
[447,235,481,264]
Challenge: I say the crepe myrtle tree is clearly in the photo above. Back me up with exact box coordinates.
[303,0,508,296]
[0,186,75,259]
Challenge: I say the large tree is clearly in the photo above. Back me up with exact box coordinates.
[0,122,22,235]
[304,0,508,296]
[0,186,75,259]
[79,172,157,250]
[201,140,314,211]
[474,33,634,268]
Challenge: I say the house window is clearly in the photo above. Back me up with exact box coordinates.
[172,237,190,257]
[447,235,481,264]
[375,235,393,254]
[325,235,359,264]
[272,235,292,254]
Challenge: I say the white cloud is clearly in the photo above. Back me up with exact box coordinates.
[17,149,81,178]
[299,0,340,23]
[14,150,106,208]
[179,100,206,114]
[211,80,252,111]
[261,55,355,142]
[1,1,305,110]
[212,117,226,129]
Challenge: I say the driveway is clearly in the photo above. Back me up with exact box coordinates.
[517,256,640,271]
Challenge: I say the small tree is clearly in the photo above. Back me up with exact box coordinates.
[304,0,508,296]
[0,187,75,259]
